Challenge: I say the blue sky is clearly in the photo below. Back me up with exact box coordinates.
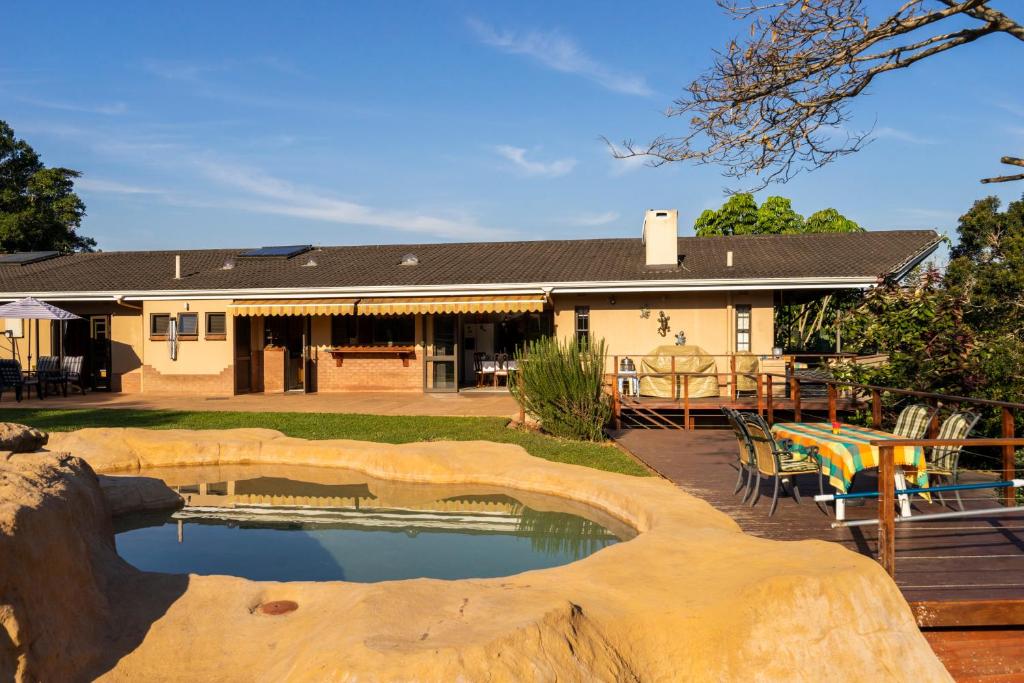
[1,1,1022,251]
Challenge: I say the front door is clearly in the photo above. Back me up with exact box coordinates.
[88,315,112,390]
[424,314,458,392]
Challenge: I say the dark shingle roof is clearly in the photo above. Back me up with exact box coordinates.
[0,230,940,294]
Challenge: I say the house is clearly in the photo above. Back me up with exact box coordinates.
[0,210,940,395]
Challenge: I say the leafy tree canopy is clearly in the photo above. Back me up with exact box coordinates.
[694,193,862,236]
[0,121,94,253]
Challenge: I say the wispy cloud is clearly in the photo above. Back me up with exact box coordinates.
[11,95,127,115]
[467,19,652,96]
[873,126,938,145]
[75,177,167,195]
[567,210,620,227]
[193,159,508,240]
[494,145,576,177]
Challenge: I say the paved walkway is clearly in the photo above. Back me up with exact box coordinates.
[0,390,519,417]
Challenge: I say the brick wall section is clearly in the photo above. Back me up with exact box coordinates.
[263,347,285,393]
[119,372,142,393]
[314,349,422,392]
[142,364,234,394]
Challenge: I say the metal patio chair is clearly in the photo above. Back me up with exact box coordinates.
[0,359,25,402]
[37,356,68,398]
[722,407,756,502]
[893,403,937,439]
[742,413,824,517]
[927,411,981,511]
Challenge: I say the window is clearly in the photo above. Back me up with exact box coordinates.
[90,316,108,340]
[574,306,590,346]
[735,304,752,352]
[206,312,227,339]
[150,314,170,339]
[177,313,199,339]
[3,318,23,338]
[331,315,415,346]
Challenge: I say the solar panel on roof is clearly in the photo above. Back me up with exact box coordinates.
[238,245,312,258]
[0,251,60,265]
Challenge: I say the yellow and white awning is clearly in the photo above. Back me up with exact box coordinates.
[355,294,547,315]
[228,298,357,316]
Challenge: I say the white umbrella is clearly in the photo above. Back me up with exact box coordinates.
[0,297,82,370]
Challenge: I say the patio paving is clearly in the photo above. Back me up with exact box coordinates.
[0,390,520,417]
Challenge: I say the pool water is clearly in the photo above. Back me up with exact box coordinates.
[114,466,633,582]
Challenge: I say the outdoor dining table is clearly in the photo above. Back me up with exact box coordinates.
[770,422,929,521]
[480,359,518,387]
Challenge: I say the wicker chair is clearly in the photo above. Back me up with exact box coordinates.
[0,359,25,402]
[722,407,756,501]
[741,413,823,517]
[893,404,936,439]
[928,411,981,510]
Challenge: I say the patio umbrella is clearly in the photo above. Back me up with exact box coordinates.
[0,297,81,370]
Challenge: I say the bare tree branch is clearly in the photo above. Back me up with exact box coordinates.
[613,0,1023,190]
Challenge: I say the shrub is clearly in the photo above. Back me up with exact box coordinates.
[509,336,611,442]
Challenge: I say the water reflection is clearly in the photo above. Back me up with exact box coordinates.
[113,467,634,583]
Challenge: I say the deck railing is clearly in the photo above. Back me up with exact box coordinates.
[865,438,1024,580]
[607,355,1024,506]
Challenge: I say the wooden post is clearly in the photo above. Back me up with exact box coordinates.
[791,375,802,423]
[827,383,838,424]
[871,389,883,430]
[730,354,737,400]
[756,374,764,417]
[878,444,897,578]
[766,375,774,425]
[683,374,690,430]
[612,356,621,430]
[1003,407,1016,508]
[671,356,677,400]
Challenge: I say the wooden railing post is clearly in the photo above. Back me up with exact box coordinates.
[791,375,802,423]
[730,354,737,400]
[827,383,838,424]
[766,375,774,425]
[683,374,690,430]
[671,356,677,400]
[756,374,764,417]
[1003,407,1016,508]
[878,444,897,578]
[871,389,883,430]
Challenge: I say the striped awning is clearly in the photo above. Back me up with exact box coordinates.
[356,294,547,315]
[0,297,81,320]
[228,298,357,316]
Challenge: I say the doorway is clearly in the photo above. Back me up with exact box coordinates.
[60,315,112,391]
[264,316,314,393]
[234,316,252,393]
[424,314,458,392]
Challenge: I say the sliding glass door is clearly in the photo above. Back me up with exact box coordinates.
[424,314,458,392]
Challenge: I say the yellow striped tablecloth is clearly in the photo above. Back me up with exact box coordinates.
[770,422,928,494]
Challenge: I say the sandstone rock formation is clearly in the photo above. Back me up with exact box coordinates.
[0,429,952,682]
[0,423,47,454]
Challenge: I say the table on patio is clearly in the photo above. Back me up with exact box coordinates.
[770,422,929,520]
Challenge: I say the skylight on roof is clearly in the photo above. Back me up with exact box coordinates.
[0,251,60,266]
[238,245,312,258]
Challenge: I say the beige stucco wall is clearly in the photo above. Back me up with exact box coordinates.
[140,299,233,393]
[552,291,774,368]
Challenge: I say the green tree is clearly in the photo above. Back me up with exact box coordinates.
[805,208,862,233]
[694,193,758,236]
[755,196,804,234]
[0,121,94,253]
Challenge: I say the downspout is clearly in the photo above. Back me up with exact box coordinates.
[113,295,143,311]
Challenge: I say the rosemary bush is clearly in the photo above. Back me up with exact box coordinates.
[509,336,611,442]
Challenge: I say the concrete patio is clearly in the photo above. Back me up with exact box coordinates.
[0,390,520,417]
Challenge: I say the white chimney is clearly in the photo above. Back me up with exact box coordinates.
[642,209,679,268]
[174,254,181,280]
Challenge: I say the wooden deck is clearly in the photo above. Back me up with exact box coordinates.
[612,428,1024,681]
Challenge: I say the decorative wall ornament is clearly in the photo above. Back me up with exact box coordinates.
[675,331,687,346]
[657,311,671,337]
[640,304,651,319]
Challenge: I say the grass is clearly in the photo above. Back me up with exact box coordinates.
[0,408,652,477]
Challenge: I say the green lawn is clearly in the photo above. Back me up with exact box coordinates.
[0,408,651,477]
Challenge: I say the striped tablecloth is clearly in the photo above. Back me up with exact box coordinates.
[770,422,928,494]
